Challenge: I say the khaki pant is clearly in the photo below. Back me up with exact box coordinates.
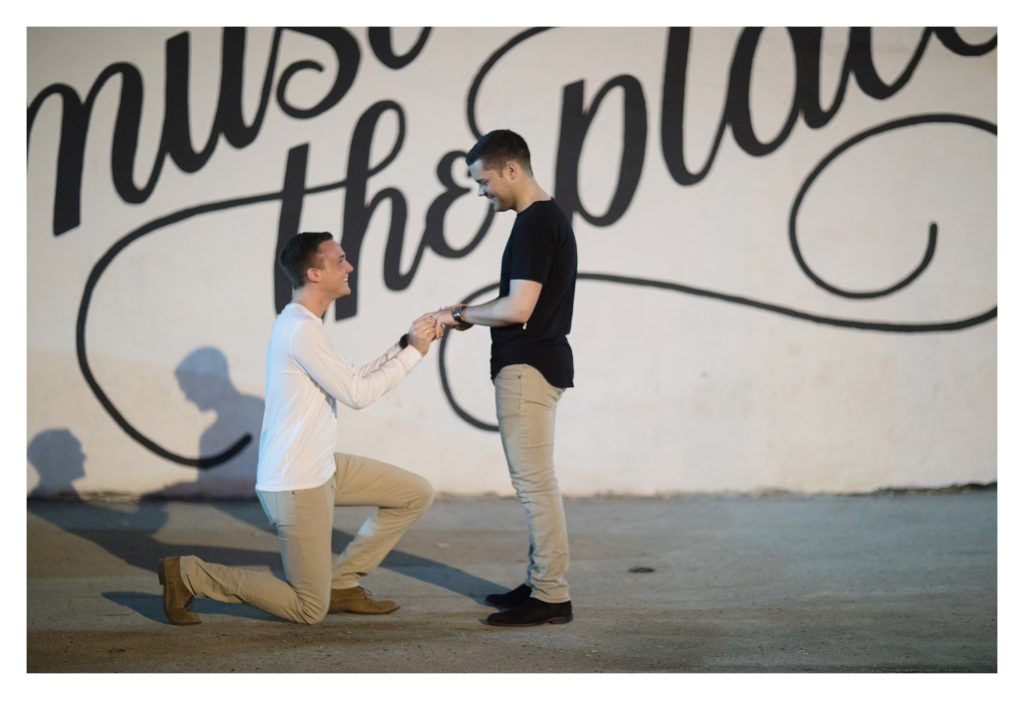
[495,364,570,603]
[178,453,434,624]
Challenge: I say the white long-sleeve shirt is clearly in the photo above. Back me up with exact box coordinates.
[255,303,423,492]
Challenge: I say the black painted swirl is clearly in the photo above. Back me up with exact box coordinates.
[789,114,996,299]
[438,272,997,432]
[465,27,551,139]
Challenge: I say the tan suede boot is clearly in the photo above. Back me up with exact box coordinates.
[329,586,399,614]
[157,557,201,625]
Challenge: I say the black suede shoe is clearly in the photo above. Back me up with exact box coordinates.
[484,584,532,608]
[485,597,573,627]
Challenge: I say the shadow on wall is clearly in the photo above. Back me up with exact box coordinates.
[27,428,87,500]
[27,347,263,499]
[151,346,264,498]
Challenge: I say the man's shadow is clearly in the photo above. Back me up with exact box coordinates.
[146,347,263,499]
[29,349,501,621]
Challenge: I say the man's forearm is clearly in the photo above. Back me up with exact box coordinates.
[437,279,541,329]
[461,297,529,327]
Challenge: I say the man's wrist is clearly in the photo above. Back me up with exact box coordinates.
[452,305,473,329]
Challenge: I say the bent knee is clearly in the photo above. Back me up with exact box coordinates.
[294,597,329,625]
[295,607,328,625]
[403,475,436,514]
[411,477,435,512]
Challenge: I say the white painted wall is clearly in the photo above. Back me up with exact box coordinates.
[26,27,996,496]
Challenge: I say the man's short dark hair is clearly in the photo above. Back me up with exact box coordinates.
[466,129,532,174]
[279,232,334,289]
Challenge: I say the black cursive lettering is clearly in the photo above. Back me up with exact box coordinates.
[554,75,647,226]
[336,100,407,320]
[369,27,431,69]
[26,26,997,457]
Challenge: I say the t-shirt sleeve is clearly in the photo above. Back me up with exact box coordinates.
[508,215,555,284]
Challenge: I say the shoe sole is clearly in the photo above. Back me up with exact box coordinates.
[329,605,400,615]
[486,614,573,627]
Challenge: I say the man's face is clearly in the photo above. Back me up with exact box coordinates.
[309,239,353,298]
[469,159,514,212]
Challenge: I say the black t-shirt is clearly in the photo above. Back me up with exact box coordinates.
[490,199,577,388]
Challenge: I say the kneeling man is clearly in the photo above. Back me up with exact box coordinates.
[158,231,439,625]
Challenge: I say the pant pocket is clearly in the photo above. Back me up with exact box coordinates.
[495,368,524,419]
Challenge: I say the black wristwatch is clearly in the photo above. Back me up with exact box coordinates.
[399,333,409,349]
[452,306,468,326]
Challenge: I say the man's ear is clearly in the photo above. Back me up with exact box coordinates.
[505,160,519,181]
[305,266,320,284]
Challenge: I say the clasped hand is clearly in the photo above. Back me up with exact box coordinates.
[406,313,445,356]
[431,304,470,331]
[407,305,471,356]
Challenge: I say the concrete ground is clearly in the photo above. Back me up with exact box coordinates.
[26,488,996,673]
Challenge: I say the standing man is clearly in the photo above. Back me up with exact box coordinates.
[436,130,577,627]
[158,231,439,625]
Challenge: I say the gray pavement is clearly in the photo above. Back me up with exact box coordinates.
[26,488,996,672]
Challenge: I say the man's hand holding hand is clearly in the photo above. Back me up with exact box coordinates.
[433,304,471,331]
[408,314,442,356]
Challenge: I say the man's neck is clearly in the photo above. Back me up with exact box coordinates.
[292,290,331,319]
[513,181,551,213]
